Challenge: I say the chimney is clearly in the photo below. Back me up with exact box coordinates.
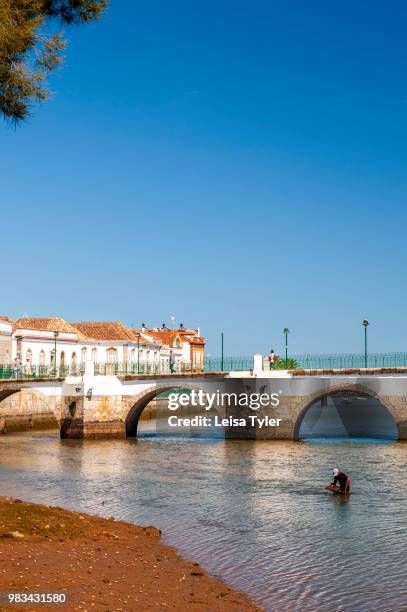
[179,323,184,331]
[141,322,146,332]
[162,323,166,329]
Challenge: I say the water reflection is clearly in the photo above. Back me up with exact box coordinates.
[0,428,406,611]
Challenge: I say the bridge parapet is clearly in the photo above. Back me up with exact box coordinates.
[291,367,407,376]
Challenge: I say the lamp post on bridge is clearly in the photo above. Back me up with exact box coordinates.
[362,320,369,368]
[283,328,289,368]
[53,331,59,377]
[136,332,141,375]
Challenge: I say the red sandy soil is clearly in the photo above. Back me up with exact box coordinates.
[0,497,262,612]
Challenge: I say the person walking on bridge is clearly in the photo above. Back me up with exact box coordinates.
[169,350,176,374]
[268,349,275,370]
[13,357,21,379]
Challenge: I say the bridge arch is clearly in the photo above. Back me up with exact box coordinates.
[123,382,216,437]
[293,384,400,440]
[0,383,59,433]
[0,382,28,403]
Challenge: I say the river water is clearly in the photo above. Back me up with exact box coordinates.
[0,426,406,611]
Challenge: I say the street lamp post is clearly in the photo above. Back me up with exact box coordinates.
[136,332,141,375]
[221,332,224,371]
[53,331,59,377]
[362,320,369,368]
[283,328,289,368]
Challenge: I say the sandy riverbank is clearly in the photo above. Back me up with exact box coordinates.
[0,496,261,611]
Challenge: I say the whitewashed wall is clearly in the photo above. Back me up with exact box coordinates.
[0,321,12,363]
[8,327,198,368]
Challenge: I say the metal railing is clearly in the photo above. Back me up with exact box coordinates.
[0,358,247,379]
[204,356,254,372]
[291,352,407,370]
[0,361,201,379]
[93,361,198,376]
[0,364,74,379]
[205,353,407,371]
[2,352,407,380]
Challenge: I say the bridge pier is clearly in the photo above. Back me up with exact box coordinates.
[379,395,407,440]
[60,395,126,439]
[222,396,301,440]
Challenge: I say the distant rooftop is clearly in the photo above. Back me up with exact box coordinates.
[13,317,77,334]
[71,321,135,342]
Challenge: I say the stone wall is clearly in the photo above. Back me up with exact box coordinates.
[60,395,126,439]
[0,390,58,434]
[379,395,407,440]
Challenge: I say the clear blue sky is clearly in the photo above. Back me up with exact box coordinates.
[2,1,407,356]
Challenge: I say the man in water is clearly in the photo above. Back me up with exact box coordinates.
[331,468,350,492]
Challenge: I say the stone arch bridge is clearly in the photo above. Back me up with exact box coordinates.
[0,370,407,440]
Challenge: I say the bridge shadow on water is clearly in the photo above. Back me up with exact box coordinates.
[298,392,398,442]
[133,415,225,441]
[129,389,225,440]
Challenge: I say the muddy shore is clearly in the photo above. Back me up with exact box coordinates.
[0,496,261,611]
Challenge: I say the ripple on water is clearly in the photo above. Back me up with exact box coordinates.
[0,431,406,611]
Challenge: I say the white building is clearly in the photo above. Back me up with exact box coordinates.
[137,324,205,371]
[71,321,162,373]
[0,318,12,364]
[0,316,205,374]
[12,317,79,372]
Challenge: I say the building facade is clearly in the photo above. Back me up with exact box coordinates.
[0,318,12,364]
[0,316,205,373]
[137,325,205,371]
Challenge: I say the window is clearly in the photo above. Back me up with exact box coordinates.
[60,351,65,366]
[91,347,97,363]
[106,348,117,363]
[39,350,46,366]
[25,349,32,363]
[81,347,87,363]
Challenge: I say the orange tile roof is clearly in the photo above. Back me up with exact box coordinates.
[179,330,205,344]
[0,316,13,324]
[13,317,78,334]
[71,322,135,341]
[128,331,161,346]
[181,335,205,345]
[134,328,205,346]
[140,329,181,346]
